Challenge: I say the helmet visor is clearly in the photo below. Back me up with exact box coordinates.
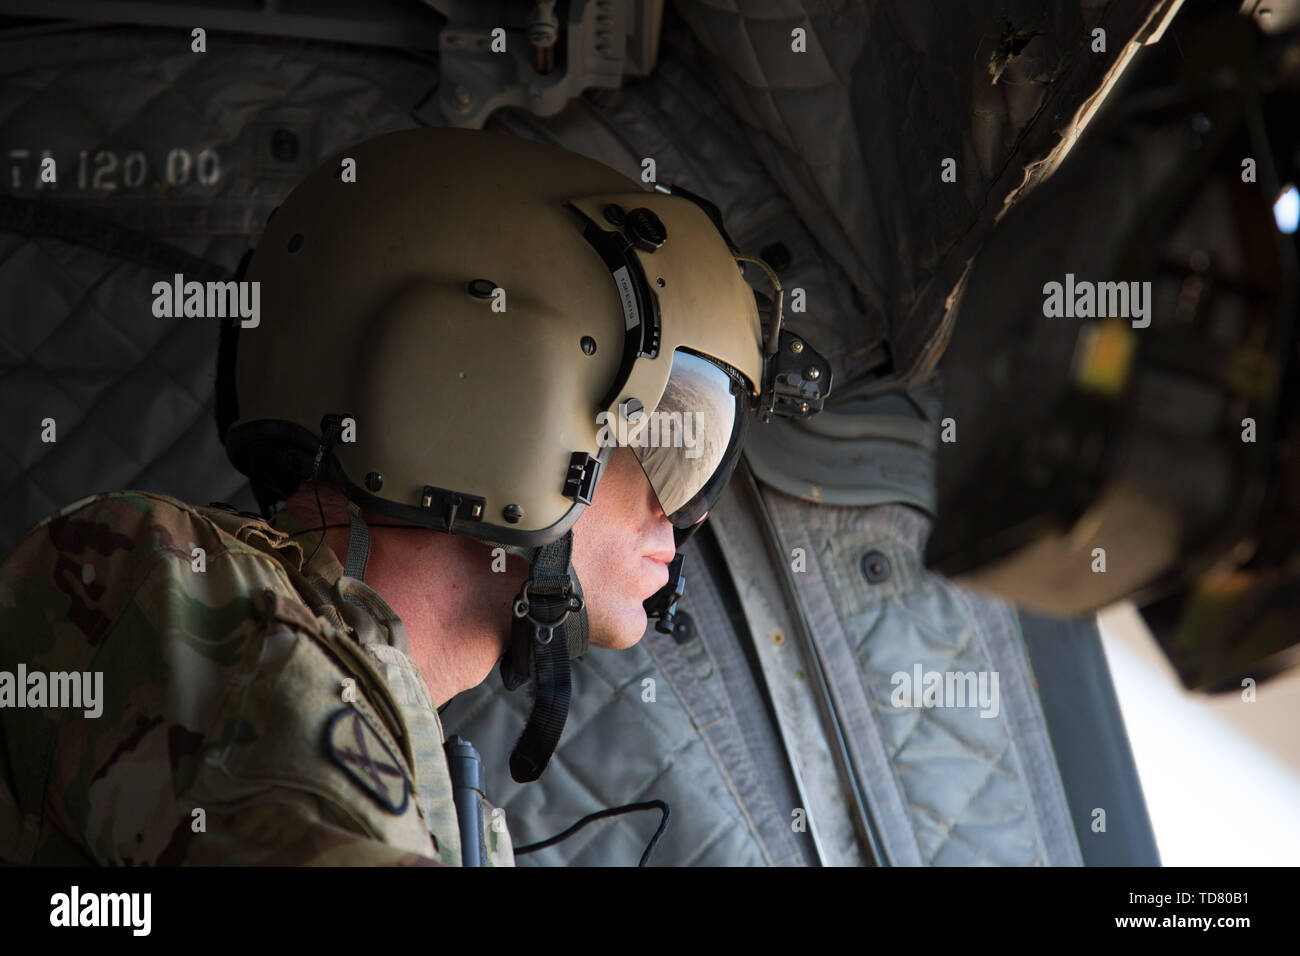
[625,349,750,530]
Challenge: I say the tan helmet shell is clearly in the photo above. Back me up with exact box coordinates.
[228,126,763,546]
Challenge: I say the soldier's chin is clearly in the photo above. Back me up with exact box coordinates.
[589,605,647,651]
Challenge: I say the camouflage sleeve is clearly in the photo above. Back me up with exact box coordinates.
[175,792,443,866]
[0,493,443,865]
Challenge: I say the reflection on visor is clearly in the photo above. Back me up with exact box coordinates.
[630,349,748,529]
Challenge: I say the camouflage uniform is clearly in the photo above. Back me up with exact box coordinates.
[0,490,513,866]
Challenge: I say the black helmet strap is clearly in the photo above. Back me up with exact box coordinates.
[499,530,588,783]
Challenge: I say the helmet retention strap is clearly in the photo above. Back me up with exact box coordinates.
[499,529,588,783]
[341,500,372,610]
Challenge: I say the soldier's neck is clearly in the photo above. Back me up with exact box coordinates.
[280,486,529,708]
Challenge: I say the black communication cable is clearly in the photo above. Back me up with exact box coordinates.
[303,471,328,569]
[513,800,670,867]
[282,522,433,538]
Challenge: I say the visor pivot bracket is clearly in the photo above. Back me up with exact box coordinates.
[620,397,644,422]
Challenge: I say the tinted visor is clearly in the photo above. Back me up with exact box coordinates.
[628,349,750,530]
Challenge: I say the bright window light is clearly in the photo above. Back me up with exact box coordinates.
[1274,184,1299,235]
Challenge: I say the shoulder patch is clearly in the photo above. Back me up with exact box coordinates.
[324,706,411,815]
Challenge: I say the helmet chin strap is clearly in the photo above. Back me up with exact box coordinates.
[498,530,589,783]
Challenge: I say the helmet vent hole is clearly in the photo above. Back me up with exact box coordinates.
[580,336,597,355]
[287,233,304,254]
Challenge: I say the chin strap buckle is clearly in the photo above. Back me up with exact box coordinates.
[512,578,585,645]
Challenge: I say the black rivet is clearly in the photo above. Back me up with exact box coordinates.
[287,233,304,253]
[364,472,384,492]
[861,550,891,584]
[503,504,523,524]
[603,203,626,226]
[580,336,597,355]
[467,278,496,299]
[655,276,666,287]
[270,128,299,162]
[760,242,792,273]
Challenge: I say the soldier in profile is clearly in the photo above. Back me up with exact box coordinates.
[0,127,791,866]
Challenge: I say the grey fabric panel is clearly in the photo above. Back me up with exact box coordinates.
[0,27,437,240]
[958,592,1084,866]
[1018,609,1161,866]
[0,235,249,550]
[758,486,1083,865]
[0,27,440,547]
[744,384,942,512]
[681,562,819,865]
[439,619,773,866]
[735,491,927,865]
[639,625,791,865]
